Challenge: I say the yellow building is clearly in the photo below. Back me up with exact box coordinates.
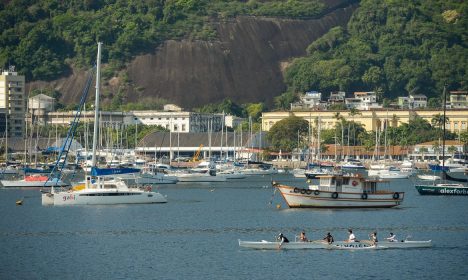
[0,67,26,137]
[262,109,468,134]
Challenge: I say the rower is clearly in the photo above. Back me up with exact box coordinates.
[323,232,334,244]
[370,232,378,245]
[277,233,289,248]
[347,229,358,242]
[386,232,397,242]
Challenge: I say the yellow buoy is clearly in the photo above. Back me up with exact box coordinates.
[276,204,281,209]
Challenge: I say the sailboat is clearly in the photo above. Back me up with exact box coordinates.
[42,43,167,205]
[415,86,468,195]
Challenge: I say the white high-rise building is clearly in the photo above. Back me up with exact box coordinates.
[0,67,26,137]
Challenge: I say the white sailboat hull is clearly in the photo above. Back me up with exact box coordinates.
[2,179,68,187]
[176,173,227,182]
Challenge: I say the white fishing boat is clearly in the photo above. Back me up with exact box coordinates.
[41,43,167,206]
[2,175,67,187]
[274,172,404,208]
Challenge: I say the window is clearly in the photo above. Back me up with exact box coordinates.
[182,124,186,131]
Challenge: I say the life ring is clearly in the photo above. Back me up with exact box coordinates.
[331,192,338,199]
[305,189,312,195]
[352,180,358,186]
[300,189,306,194]
[293,188,300,193]
[393,192,400,199]
[361,193,368,200]
[145,186,152,192]
[314,190,320,196]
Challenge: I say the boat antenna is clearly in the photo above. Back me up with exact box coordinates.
[91,42,102,167]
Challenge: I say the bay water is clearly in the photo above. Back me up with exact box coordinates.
[1,175,467,279]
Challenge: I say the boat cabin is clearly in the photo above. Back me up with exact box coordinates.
[310,174,382,193]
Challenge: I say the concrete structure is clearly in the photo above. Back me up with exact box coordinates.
[347,91,382,110]
[46,109,224,133]
[48,111,126,127]
[398,94,428,109]
[225,115,244,129]
[291,91,326,110]
[262,109,468,134]
[0,67,26,137]
[28,94,56,124]
[449,91,468,108]
[163,104,183,112]
[410,140,464,161]
[328,91,346,105]
[137,131,265,161]
[126,111,223,133]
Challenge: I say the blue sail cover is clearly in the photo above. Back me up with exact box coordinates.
[91,167,140,176]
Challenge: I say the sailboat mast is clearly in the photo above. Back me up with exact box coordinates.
[442,85,446,169]
[91,42,102,167]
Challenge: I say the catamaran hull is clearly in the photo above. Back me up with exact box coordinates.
[415,185,468,196]
[276,185,403,208]
[42,191,167,205]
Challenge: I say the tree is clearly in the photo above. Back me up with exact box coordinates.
[267,116,309,152]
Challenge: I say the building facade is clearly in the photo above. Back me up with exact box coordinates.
[28,94,56,124]
[0,68,26,137]
[262,109,468,134]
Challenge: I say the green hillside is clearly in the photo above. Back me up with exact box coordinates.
[0,0,325,81]
[284,0,468,100]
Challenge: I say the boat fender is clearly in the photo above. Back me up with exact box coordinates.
[393,192,400,199]
[293,188,300,193]
[352,180,358,186]
[331,192,338,199]
[305,189,312,195]
[361,193,368,200]
[300,189,306,194]
[314,190,320,196]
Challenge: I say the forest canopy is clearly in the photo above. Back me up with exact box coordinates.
[0,0,325,81]
[284,0,468,100]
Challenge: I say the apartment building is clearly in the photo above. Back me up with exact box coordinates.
[0,67,26,136]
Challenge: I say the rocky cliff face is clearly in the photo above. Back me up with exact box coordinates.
[28,0,358,109]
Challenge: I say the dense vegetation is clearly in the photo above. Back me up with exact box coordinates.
[0,0,324,81]
[284,0,468,101]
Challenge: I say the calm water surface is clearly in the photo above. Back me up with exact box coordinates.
[1,175,467,279]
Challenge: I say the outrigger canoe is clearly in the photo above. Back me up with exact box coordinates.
[238,240,431,250]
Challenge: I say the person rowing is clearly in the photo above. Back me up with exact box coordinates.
[347,229,359,242]
[277,233,289,249]
[386,232,397,242]
[323,232,334,244]
[298,231,308,242]
[370,232,378,245]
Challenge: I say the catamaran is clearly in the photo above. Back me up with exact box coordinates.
[42,43,166,205]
